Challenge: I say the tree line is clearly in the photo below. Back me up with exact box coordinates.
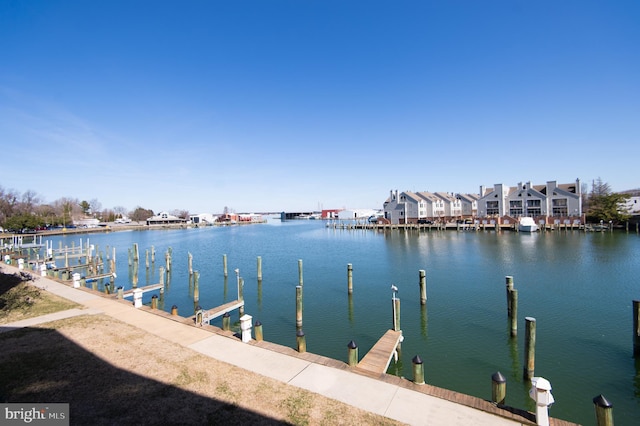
[0,185,170,232]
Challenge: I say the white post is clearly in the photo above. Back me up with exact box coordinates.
[4,254,11,264]
[133,288,143,308]
[40,264,47,277]
[72,273,81,288]
[529,377,555,426]
[17,258,24,270]
[240,314,253,343]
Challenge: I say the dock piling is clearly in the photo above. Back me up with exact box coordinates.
[296,285,303,329]
[491,371,506,405]
[593,394,614,426]
[254,321,263,341]
[634,300,640,357]
[347,340,358,367]
[347,263,353,294]
[510,289,518,337]
[524,317,536,379]
[505,276,514,317]
[257,256,262,280]
[412,355,425,385]
[296,329,306,353]
[419,269,427,305]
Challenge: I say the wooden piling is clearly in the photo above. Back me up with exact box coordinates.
[347,340,358,367]
[117,286,123,299]
[524,317,536,379]
[296,285,303,329]
[171,305,178,316]
[412,355,425,385]
[223,254,228,277]
[419,269,427,305]
[239,277,245,316]
[634,300,640,357]
[510,289,518,337]
[254,321,263,341]
[151,294,158,309]
[347,263,353,294]
[145,249,149,269]
[188,252,193,276]
[491,371,506,405]
[593,394,614,426]
[193,271,200,304]
[296,329,306,353]
[298,259,303,287]
[257,256,262,280]
[505,276,514,317]
[392,297,401,331]
[151,245,155,263]
[222,312,231,331]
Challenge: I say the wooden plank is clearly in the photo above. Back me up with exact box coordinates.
[122,283,164,297]
[201,300,245,323]
[356,329,402,376]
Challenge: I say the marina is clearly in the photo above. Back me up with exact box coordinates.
[3,219,640,425]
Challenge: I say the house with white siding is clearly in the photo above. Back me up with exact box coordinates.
[456,193,479,217]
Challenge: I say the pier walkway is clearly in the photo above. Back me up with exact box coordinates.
[1,264,578,426]
[356,329,403,376]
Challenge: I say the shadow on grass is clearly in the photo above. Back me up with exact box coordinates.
[0,326,291,426]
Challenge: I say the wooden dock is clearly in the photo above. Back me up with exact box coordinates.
[356,329,403,376]
[190,299,245,325]
[122,283,164,298]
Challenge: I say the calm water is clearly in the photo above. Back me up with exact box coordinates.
[44,220,640,425]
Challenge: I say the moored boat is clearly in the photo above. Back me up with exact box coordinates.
[518,217,539,232]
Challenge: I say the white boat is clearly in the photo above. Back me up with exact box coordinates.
[518,217,539,232]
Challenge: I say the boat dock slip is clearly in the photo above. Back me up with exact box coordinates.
[190,299,245,325]
[356,329,403,376]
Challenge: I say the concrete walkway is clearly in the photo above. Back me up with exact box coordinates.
[1,265,551,426]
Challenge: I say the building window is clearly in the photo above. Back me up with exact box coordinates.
[487,201,499,216]
[552,199,568,216]
[509,200,523,217]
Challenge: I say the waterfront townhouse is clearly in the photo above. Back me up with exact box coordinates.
[477,179,582,225]
[456,193,479,217]
[384,190,470,224]
[434,192,462,219]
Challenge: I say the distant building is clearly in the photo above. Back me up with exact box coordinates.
[477,179,582,225]
[383,190,476,224]
[146,211,186,226]
[622,194,640,215]
[382,179,583,225]
[337,209,378,220]
[321,209,342,219]
[190,213,216,225]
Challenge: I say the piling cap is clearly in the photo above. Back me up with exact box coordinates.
[412,355,423,365]
[296,329,305,337]
[347,340,357,349]
[492,371,506,383]
[255,320,262,326]
[171,305,178,309]
[592,394,613,408]
[222,312,230,318]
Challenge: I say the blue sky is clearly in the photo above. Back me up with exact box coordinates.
[1,1,638,214]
